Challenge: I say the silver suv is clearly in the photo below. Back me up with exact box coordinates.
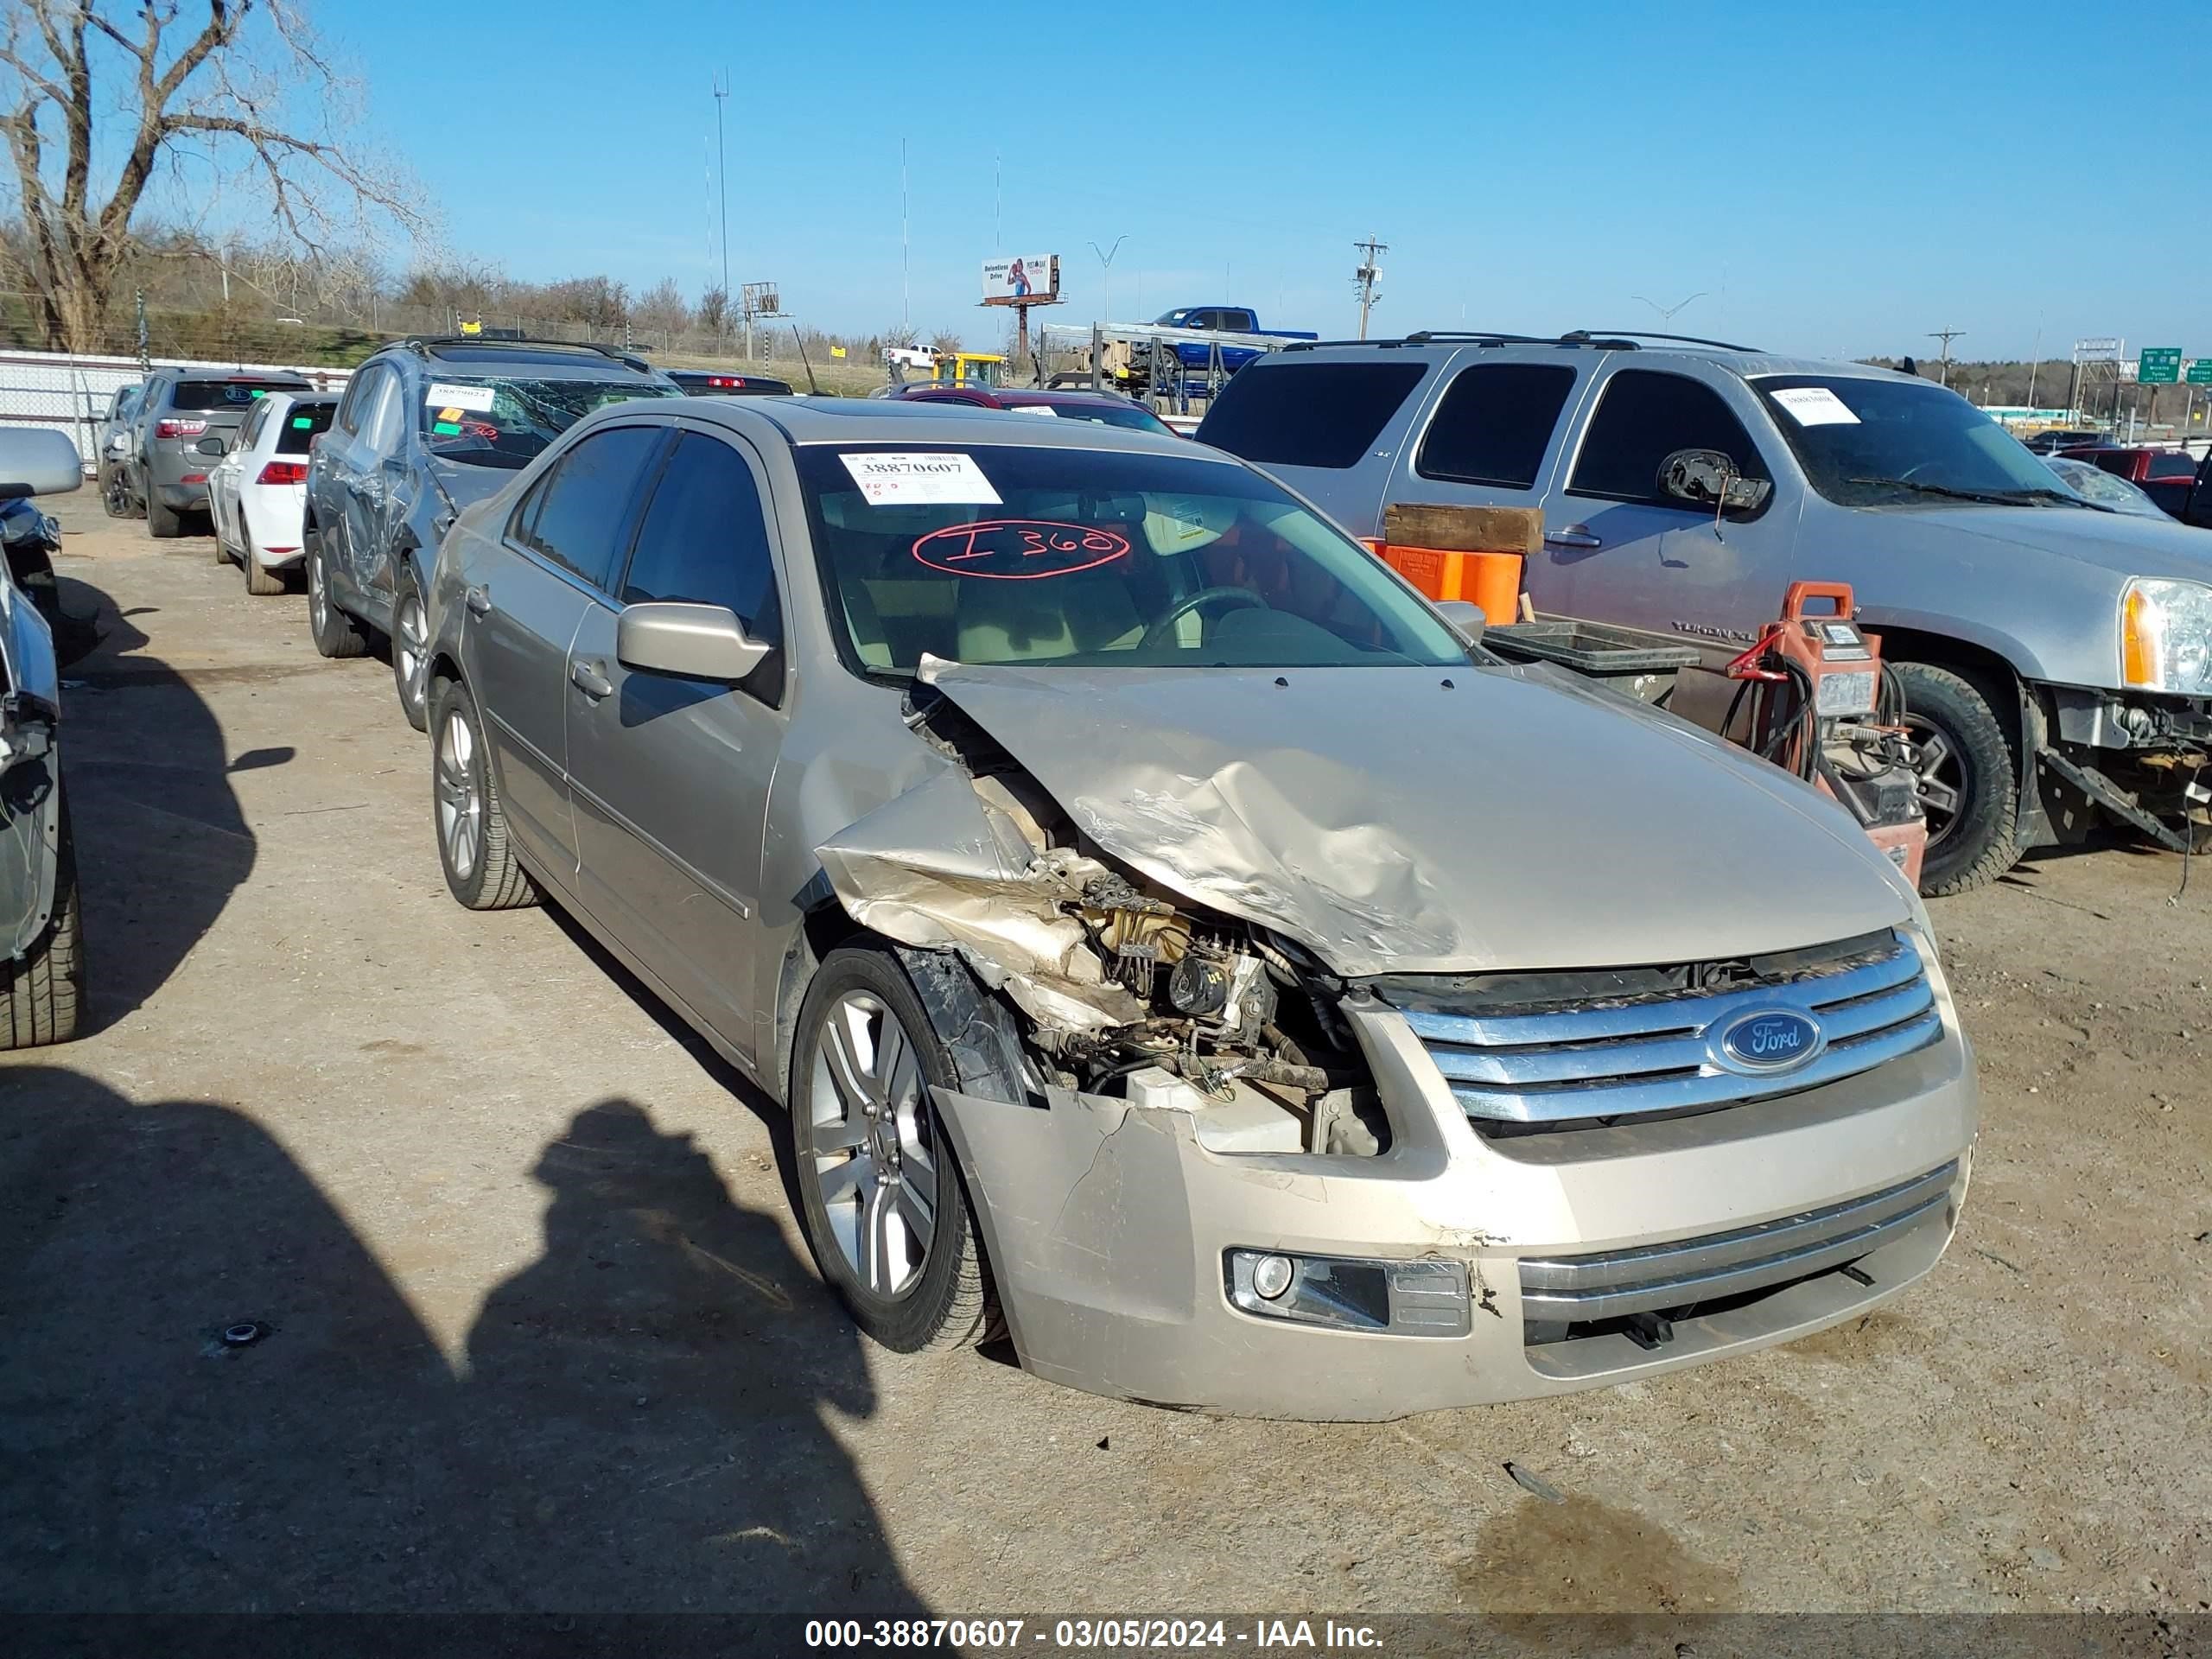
[419,397,1974,1421]
[1198,331,2212,893]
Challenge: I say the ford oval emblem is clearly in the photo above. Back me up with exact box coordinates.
[1714,1007,1824,1074]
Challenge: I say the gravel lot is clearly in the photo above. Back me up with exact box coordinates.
[3,512,2207,1634]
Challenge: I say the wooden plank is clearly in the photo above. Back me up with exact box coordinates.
[1383,501,1543,556]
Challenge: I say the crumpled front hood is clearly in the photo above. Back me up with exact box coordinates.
[923,660,1913,976]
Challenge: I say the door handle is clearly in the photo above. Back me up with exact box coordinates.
[1544,524,1603,550]
[569,659,613,701]
[464,584,492,617]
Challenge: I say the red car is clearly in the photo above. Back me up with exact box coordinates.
[885,384,1179,436]
[2056,444,2202,519]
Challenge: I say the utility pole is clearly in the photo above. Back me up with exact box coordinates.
[900,137,911,341]
[1354,235,1388,340]
[712,73,730,338]
[1927,327,1964,387]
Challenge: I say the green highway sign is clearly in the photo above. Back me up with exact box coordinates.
[2138,346,2183,384]
[2188,358,2212,386]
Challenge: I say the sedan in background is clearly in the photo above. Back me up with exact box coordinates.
[886,383,1179,435]
[2043,454,2169,520]
[209,391,338,594]
[665,369,793,397]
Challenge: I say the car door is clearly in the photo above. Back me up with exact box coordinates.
[2141,451,2199,520]
[338,366,414,608]
[321,364,391,596]
[460,422,667,883]
[563,425,788,1058]
[213,397,265,544]
[1386,355,1588,564]
[1534,364,1795,644]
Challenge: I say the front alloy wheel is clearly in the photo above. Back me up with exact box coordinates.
[434,704,483,886]
[791,949,997,1352]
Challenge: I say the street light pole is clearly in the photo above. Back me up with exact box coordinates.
[1090,236,1128,324]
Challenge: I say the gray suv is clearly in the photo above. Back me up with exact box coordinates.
[302,336,677,728]
[1198,332,2212,893]
[118,366,315,538]
[416,396,1974,1420]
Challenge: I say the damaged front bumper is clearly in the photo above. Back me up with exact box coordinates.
[931,997,1975,1422]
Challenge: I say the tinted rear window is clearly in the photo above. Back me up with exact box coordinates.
[1198,360,1427,469]
[171,379,310,412]
[2147,452,2197,480]
[1416,363,1577,489]
[276,404,337,454]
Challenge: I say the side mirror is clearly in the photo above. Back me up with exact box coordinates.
[1434,599,1485,646]
[0,429,84,500]
[1660,448,1770,513]
[616,601,771,683]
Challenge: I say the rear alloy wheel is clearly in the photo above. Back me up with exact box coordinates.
[1,802,85,1049]
[391,560,430,731]
[791,948,997,1353]
[99,466,130,519]
[240,524,287,596]
[429,677,537,911]
[144,489,184,540]
[1894,660,2021,896]
[306,533,369,659]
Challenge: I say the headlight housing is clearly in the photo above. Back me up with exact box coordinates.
[2122,578,2212,695]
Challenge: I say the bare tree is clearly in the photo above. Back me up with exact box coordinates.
[696,283,728,336]
[0,0,424,350]
[631,275,689,335]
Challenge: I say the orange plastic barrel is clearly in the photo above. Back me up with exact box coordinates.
[1367,543,1523,623]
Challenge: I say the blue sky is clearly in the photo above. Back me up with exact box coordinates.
[325,0,2209,359]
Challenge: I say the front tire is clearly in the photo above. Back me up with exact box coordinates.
[791,948,998,1354]
[306,532,369,659]
[1,805,85,1049]
[429,676,538,911]
[390,558,430,731]
[1896,660,2020,896]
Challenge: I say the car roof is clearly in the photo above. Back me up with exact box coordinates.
[1274,334,1922,388]
[376,338,663,379]
[673,394,1207,459]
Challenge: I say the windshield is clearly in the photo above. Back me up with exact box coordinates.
[1007,400,1174,435]
[1752,375,2076,508]
[795,444,1466,677]
[2044,455,2158,516]
[422,376,679,468]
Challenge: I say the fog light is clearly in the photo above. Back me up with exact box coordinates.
[1224,1249,1471,1338]
[1250,1253,1295,1300]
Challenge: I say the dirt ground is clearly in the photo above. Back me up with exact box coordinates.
[3,507,2208,1636]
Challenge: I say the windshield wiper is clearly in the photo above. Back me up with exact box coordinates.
[1849,478,2104,510]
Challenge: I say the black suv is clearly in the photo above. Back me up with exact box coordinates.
[303,336,678,728]
[122,367,315,537]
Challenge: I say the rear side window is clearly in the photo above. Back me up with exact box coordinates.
[1416,363,1577,489]
[276,404,336,454]
[622,432,785,702]
[334,365,380,435]
[523,424,664,590]
[2147,453,2196,480]
[1568,370,1769,506]
[170,378,308,412]
[1198,360,1427,469]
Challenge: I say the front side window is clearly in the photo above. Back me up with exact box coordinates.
[523,425,665,589]
[1417,362,1577,489]
[796,444,1467,677]
[623,432,785,701]
[1753,374,2086,508]
[418,375,680,471]
[1569,370,1769,506]
[1197,360,1427,470]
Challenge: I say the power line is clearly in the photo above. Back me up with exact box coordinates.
[1353,235,1387,340]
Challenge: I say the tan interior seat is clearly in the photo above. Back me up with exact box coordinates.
[955,572,1144,663]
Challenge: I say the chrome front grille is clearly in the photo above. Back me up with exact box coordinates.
[1518,1160,1960,1326]
[1397,930,1941,1128]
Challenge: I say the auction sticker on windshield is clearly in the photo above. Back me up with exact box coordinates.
[425,382,498,414]
[841,451,1002,506]
[1770,385,1860,426]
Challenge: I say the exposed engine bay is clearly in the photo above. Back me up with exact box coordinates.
[814,683,1389,1158]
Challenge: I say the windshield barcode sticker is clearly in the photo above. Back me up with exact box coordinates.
[424,382,498,413]
[840,451,1002,506]
[1770,386,1860,426]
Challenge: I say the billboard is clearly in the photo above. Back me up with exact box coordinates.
[982,255,1059,306]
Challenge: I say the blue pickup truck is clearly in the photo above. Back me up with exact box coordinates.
[1150,307,1318,374]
